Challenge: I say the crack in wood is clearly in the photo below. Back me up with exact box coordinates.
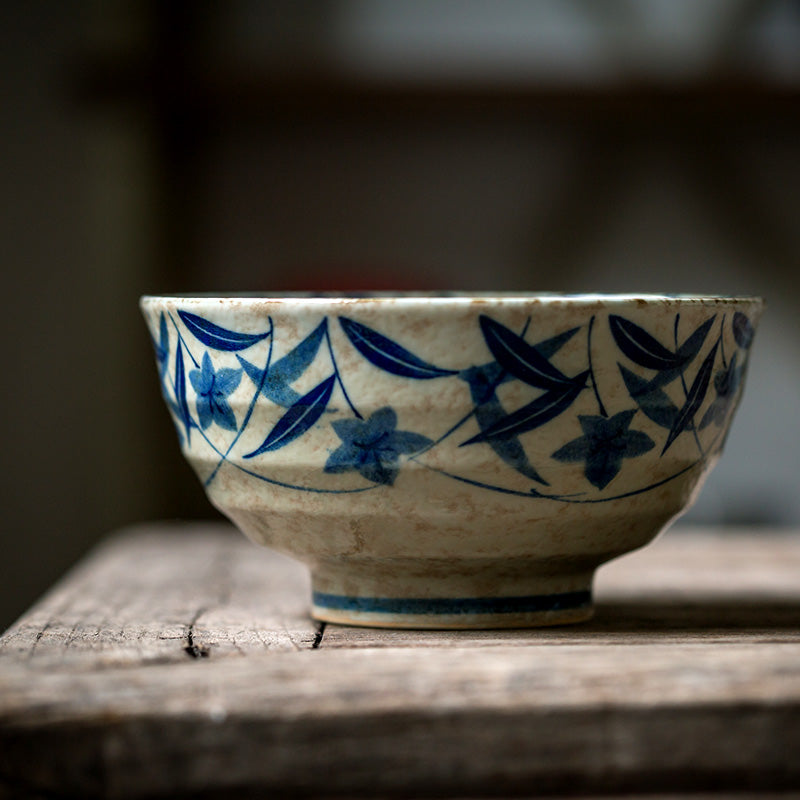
[311,622,326,649]
[183,627,210,659]
[180,541,240,659]
[184,607,210,659]
[0,527,322,667]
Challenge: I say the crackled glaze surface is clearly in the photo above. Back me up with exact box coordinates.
[141,294,763,628]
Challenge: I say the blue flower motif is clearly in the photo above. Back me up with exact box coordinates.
[189,352,242,431]
[552,410,654,490]
[325,407,432,485]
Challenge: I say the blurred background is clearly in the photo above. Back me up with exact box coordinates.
[2,0,799,631]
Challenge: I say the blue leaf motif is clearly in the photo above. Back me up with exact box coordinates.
[239,356,300,408]
[339,317,457,379]
[733,312,754,349]
[457,327,578,404]
[178,310,271,352]
[244,374,336,457]
[699,352,742,430]
[474,398,549,484]
[151,312,169,377]
[238,355,272,394]
[173,344,193,444]
[479,316,574,390]
[676,316,716,363]
[534,326,581,359]
[238,320,327,407]
[461,372,588,446]
[610,315,682,370]
[460,362,548,484]
[662,340,719,454]
[619,365,679,429]
[268,319,327,382]
[459,361,509,404]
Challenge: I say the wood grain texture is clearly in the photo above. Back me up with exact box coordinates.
[1,523,799,798]
[0,523,317,667]
[2,643,800,797]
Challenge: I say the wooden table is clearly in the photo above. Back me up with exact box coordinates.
[1,523,799,799]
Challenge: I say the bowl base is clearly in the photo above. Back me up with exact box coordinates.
[311,587,594,630]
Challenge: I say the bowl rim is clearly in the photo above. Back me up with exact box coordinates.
[141,292,764,306]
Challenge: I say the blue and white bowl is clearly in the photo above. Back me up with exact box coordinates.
[141,293,763,628]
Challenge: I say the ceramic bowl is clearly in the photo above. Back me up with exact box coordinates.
[141,293,763,629]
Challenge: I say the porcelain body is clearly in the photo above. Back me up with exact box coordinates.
[141,294,762,628]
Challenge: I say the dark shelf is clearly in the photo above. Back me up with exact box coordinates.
[72,56,800,124]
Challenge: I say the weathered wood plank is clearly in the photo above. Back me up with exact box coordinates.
[596,526,800,598]
[1,523,799,798]
[1,643,799,797]
[0,523,316,666]
[5,524,798,660]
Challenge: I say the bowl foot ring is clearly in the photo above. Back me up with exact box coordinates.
[311,588,594,630]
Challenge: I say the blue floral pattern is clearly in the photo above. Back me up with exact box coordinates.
[325,407,433,485]
[552,410,655,489]
[149,307,755,502]
[189,352,242,431]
